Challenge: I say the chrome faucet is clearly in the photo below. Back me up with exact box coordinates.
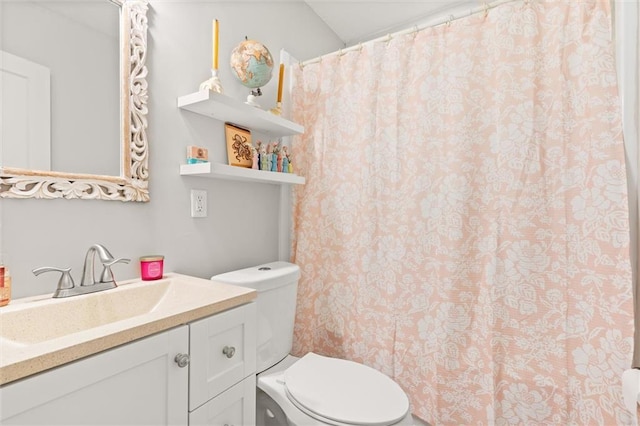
[80,244,130,287]
[33,244,130,298]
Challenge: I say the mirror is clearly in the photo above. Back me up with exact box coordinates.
[0,0,149,201]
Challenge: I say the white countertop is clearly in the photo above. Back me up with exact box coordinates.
[0,273,255,385]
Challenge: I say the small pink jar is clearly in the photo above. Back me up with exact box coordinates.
[140,256,164,281]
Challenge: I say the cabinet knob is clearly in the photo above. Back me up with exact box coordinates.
[222,346,236,359]
[174,353,190,368]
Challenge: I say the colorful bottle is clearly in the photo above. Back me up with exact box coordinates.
[0,266,11,307]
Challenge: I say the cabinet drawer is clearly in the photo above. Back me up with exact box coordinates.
[189,374,256,426]
[189,302,256,410]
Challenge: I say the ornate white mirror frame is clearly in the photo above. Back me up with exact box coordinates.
[0,0,149,202]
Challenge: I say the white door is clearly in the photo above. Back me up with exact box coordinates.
[1,50,51,171]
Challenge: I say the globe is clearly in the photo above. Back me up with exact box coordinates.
[230,39,274,89]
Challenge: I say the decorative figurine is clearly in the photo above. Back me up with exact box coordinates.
[251,146,259,169]
[260,144,268,171]
[255,141,262,167]
[286,148,293,173]
[280,146,289,173]
[277,149,283,172]
[271,142,279,172]
[265,143,273,171]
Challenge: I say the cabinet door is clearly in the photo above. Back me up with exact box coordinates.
[0,326,189,425]
[190,302,256,411]
[189,375,256,426]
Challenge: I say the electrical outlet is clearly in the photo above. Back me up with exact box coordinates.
[190,189,207,218]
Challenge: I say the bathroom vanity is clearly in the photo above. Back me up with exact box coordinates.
[0,273,257,425]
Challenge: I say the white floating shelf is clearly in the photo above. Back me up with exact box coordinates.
[177,91,304,137]
[180,162,305,185]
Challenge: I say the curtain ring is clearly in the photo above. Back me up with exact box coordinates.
[385,33,392,44]
[411,25,419,39]
[298,60,304,70]
[338,48,344,57]
[357,42,363,52]
[483,2,489,18]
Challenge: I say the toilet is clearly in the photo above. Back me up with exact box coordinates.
[211,261,412,426]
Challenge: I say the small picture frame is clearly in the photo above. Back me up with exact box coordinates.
[224,123,253,168]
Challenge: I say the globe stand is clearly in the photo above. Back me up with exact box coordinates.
[199,69,223,94]
[245,88,262,108]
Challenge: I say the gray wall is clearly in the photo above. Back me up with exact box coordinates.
[2,1,342,299]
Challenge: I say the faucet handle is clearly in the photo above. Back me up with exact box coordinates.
[33,267,76,297]
[104,257,131,267]
[99,258,130,284]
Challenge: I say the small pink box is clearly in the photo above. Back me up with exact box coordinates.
[140,256,164,281]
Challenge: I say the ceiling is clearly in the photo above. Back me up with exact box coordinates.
[302,1,479,46]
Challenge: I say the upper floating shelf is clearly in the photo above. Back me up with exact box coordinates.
[177,91,304,137]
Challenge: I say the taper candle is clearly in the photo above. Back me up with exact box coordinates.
[212,19,219,70]
[276,63,285,103]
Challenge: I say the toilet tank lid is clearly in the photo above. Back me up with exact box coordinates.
[211,261,300,291]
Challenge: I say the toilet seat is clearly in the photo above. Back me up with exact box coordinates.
[282,353,410,426]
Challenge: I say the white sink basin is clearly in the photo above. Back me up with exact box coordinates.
[1,280,171,344]
[0,273,255,385]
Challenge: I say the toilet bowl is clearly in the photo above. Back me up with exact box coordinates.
[257,354,413,426]
[212,262,411,426]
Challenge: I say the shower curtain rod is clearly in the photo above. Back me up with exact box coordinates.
[299,0,521,67]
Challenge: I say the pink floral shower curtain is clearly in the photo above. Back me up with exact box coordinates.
[290,1,634,424]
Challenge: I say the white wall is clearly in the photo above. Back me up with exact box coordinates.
[1,1,342,299]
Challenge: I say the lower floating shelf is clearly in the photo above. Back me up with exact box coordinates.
[180,162,305,185]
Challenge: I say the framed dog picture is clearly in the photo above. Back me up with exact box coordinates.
[224,123,253,168]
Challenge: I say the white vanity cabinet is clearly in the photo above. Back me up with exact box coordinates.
[0,325,190,425]
[189,302,257,425]
[0,302,257,426]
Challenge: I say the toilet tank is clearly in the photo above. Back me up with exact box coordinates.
[211,261,300,373]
